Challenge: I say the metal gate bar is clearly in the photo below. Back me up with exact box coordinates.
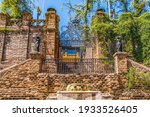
[42,58,114,74]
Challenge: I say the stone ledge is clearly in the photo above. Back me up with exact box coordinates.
[113,52,127,57]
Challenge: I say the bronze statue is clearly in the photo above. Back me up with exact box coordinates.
[116,36,122,52]
[34,37,41,52]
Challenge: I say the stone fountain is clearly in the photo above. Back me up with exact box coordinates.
[56,83,112,100]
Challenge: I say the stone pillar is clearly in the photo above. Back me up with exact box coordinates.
[43,8,59,59]
[0,13,8,27]
[0,33,5,62]
[30,52,42,73]
[92,9,105,58]
[85,42,93,58]
[113,52,128,74]
[22,12,32,26]
[42,8,60,73]
[0,13,8,62]
[22,12,32,59]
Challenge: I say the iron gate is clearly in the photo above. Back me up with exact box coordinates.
[42,58,114,74]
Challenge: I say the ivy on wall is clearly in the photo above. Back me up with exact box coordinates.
[138,13,150,66]
[91,13,116,58]
[91,11,150,66]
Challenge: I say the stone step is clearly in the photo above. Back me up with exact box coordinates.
[46,93,57,100]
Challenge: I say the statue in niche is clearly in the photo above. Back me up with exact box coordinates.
[116,36,122,52]
[34,37,41,52]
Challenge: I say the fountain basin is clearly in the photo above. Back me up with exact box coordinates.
[57,91,112,100]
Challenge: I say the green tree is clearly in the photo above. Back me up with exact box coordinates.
[91,11,116,57]
[108,0,150,18]
[0,0,36,18]
[115,12,142,61]
[64,0,97,40]
[64,0,111,41]
[132,0,150,16]
[138,12,150,66]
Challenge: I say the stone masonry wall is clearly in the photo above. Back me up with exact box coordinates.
[0,8,60,70]
[0,59,49,100]
[48,74,110,93]
[47,73,150,100]
[4,32,28,62]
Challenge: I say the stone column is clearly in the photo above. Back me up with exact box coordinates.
[30,52,42,73]
[91,9,105,58]
[0,13,8,27]
[85,42,93,58]
[22,12,32,26]
[0,13,8,62]
[0,33,5,62]
[113,52,128,74]
[42,8,60,73]
[44,8,60,59]
[22,12,32,59]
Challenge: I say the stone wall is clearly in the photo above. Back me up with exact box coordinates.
[0,8,60,70]
[47,73,150,100]
[4,32,28,62]
[0,58,49,100]
[48,74,110,93]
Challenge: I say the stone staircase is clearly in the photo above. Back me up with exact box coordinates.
[0,52,150,100]
[0,59,49,100]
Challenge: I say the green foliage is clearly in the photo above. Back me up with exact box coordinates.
[138,12,150,66]
[63,0,150,66]
[127,67,150,89]
[0,28,14,32]
[132,0,150,16]
[127,67,136,89]
[101,58,114,66]
[139,12,150,19]
[91,11,149,66]
[91,13,116,57]
[137,72,150,87]
[116,12,143,62]
[0,0,35,18]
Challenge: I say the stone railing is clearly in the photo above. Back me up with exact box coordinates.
[6,19,45,27]
[0,59,31,78]
[7,19,22,26]
[127,59,150,72]
[30,19,45,26]
[0,12,46,27]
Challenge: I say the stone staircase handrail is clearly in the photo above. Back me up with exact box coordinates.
[127,59,150,72]
[0,59,31,77]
